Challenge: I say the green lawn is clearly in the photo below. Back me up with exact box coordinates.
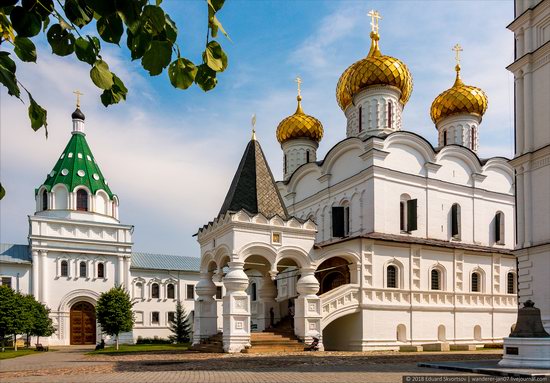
[0,348,40,360]
[89,343,190,355]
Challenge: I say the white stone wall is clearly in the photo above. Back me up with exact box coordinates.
[282,139,318,181]
[0,263,32,294]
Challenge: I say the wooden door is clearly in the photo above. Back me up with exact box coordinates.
[70,301,96,345]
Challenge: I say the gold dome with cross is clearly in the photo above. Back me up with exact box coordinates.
[336,10,413,111]
[276,77,324,144]
[430,44,488,125]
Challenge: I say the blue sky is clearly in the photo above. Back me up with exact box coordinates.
[0,0,515,256]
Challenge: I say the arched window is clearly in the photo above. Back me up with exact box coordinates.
[97,262,105,279]
[507,272,516,294]
[387,101,392,129]
[135,282,143,299]
[431,269,441,290]
[284,154,287,174]
[474,325,482,341]
[387,265,398,288]
[397,324,407,342]
[358,105,362,132]
[61,260,68,277]
[76,189,88,211]
[306,150,310,163]
[400,194,417,233]
[250,282,257,301]
[79,261,87,278]
[471,127,476,149]
[471,272,481,292]
[41,190,48,211]
[443,130,448,146]
[167,283,175,299]
[151,283,160,299]
[495,212,505,245]
[451,203,461,239]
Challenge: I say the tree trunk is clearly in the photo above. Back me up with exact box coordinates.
[37,336,40,346]
[2,338,5,352]
[116,335,119,350]
[13,334,17,351]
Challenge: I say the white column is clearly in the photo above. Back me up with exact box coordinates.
[294,267,323,350]
[192,271,218,345]
[256,275,278,331]
[32,250,39,299]
[40,251,48,303]
[523,163,533,247]
[523,69,533,152]
[222,261,250,353]
[515,73,525,155]
[516,169,525,246]
[125,256,131,288]
[117,255,124,286]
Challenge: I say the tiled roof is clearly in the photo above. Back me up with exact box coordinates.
[0,244,200,272]
[0,244,32,264]
[131,252,200,272]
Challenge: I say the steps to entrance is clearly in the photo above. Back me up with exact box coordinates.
[242,331,305,353]
[189,333,224,353]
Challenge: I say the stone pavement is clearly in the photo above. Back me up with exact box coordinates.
[0,346,104,372]
[0,348,504,383]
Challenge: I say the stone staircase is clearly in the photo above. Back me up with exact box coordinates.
[189,332,224,353]
[242,317,304,354]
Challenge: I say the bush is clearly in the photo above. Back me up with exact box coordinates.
[136,336,172,344]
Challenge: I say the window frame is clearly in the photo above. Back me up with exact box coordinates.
[167,283,175,299]
[215,285,223,300]
[151,311,160,325]
[451,203,461,240]
[79,261,87,278]
[430,268,442,291]
[507,272,516,294]
[186,284,195,300]
[386,265,398,289]
[471,271,481,293]
[1,276,12,289]
[60,260,69,277]
[495,211,505,245]
[97,262,105,279]
[41,190,48,211]
[167,311,175,323]
[76,189,89,211]
[151,283,160,299]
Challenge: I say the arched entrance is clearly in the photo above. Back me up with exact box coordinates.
[70,301,96,345]
[316,257,351,295]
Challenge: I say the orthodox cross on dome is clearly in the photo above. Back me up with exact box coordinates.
[251,113,257,140]
[73,90,83,108]
[295,76,302,98]
[368,10,382,34]
[452,43,463,66]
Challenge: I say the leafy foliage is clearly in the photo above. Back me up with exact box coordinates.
[169,300,192,344]
[0,0,229,200]
[96,285,134,350]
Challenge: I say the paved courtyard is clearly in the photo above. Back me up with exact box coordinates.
[0,347,504,383]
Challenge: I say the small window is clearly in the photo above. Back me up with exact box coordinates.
[79,261,87,278]
[387,101,392,129]
[151,283,160,299]
[151,311,159,324]
[431,269,441,290]
[186,284,195,300]
[76,189,88,211]
[168,312,175,323]
[451,203,461,239]
[306,150,310,163]
[358,105,362,132]
[495,212,505,245]
[471,127,476,149]
[400,196,417,233]
[387,265,397,288]
[443,130,448,146]
[284,154,287,174]
[135,282,143,299]
[41,190,48,211]
[61,260,68,277]
[97,262,105,278]
[250,282,257,301]
[135,311,144,324]
[1,277,12,289]
[507,272,516,294]
[471,272,480,292]
[332,206,345,238]
[216,286,223,300]
[167,283,175,299]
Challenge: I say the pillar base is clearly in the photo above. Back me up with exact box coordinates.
[499,337,550,368]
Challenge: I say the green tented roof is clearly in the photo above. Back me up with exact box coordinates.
[37,132,113,198]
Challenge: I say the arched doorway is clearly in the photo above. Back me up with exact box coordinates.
[316,257,350,295]
[70,301,96,345]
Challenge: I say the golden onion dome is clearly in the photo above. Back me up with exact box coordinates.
[430,64,488,125]
[276,95,323,144]
[336,32,413,111]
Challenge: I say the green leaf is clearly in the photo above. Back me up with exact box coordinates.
[141,5,165,36]
[27,0,54,20]
[164,14,177,43]
[0,183,5,200]
[97,13,123,45]
[207,0,225,12]
[100,73,127,106]
[210,15,229,40]
[141,40,172,76]
[46,24,75,56]
[75,36,99,65]
[83,0,116,18]
[27,92,48,135]
[10,6,42,37]
[64,0,94,28]
[127,29,151,60]
[14,36,37,63]
[156,0,163,5]
[116,0,142,33]
[0,52,21,98]
[195,64,217,91]
[168,58,197,90]
[90,59,114,89]
[203,41,227,72]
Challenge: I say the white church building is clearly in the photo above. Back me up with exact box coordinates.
[0,11,520,351]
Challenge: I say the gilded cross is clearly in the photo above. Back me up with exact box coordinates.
[251,113,257,140]
[73,90,83,108]
[452,43,463,66]
[367,10,382,34]
[295,76,302,97]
